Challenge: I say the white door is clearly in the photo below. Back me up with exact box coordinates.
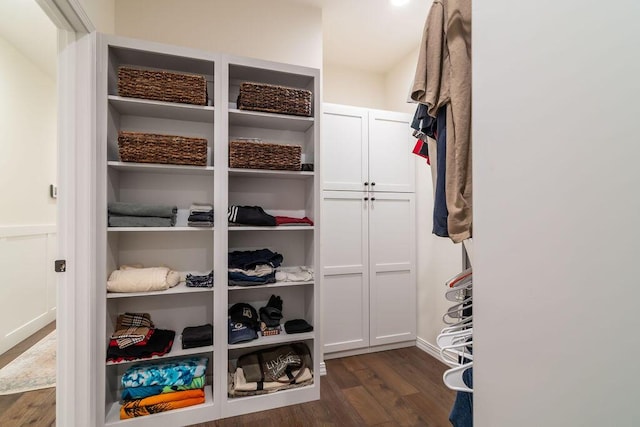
[368,192,416,346]
[368,110,415,193]
[322,104,368,191]
[321,191,369,353]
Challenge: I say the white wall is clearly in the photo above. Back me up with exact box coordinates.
[0,35,57,354]
[78,0,115,33]
[384,46,419,114]
[323,63,386,109]
[0,36,56,225]
[114,0,322,69]
[474,1,640,426]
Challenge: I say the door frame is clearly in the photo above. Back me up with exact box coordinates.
[36,1,95,425]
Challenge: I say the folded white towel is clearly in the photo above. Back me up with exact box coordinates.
[107,267,180,293]
[275,266,314,282]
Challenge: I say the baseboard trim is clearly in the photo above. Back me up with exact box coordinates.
[0,225,56,238]
[416,337,457,366]
[324,340,416,360]
[1,310,56,355]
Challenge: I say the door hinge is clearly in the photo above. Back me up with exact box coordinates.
[55,259,67,273]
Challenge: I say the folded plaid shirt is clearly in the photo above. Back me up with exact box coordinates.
[116,312,154,329]
[111,313,155,349]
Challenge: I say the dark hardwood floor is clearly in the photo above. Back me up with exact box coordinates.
[0,327,455,427]
[194,347,456,427]
[0,321,56,427]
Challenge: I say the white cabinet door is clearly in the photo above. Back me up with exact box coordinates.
[368,192,416,346]
[368,110,415,193]
[321,191,370,353]
[322,104,368,191]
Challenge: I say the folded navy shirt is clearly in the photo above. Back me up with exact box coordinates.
[228,249,283,270]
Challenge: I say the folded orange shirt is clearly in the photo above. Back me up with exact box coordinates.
[120,388,205,419]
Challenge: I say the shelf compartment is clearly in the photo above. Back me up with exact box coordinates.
[229,108,314,132]
[229,231,314,268]
[109,95,214,123]
[105,385,214,426]
[107,231,214,282]
[108,165,215,227]
[106,290,214,364]
[107,281,213,299]
[106,335,214,366]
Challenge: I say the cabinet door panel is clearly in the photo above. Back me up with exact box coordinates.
[369,193,416,346]
[322,192,368,269]
[322,191,369,352]
[322,104,368,191]
[368,110,415,193]
[370,270,414,345]
[322,274,369,353]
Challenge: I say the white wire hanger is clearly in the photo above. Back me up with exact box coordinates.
[443,362,473,393]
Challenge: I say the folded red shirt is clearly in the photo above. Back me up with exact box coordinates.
[275,216,314,226]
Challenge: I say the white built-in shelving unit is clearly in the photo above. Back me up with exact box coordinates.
[95,34,320,426]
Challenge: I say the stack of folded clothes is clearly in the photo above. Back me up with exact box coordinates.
[227,205,314,227]
[107,265,180,293]
[119,356,208,419]
[188,203,213,227]
[106,313,175,363]
[228,205,276,226]
[186,271,214,288]
[181,324,213,349]
[108,202,177,227]
[228,249,283,286]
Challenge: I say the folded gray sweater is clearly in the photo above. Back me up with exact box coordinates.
[108,216,175,227]
[108,202,177,218]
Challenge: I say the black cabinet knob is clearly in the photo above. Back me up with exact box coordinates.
[364,182,369,186]
[371,182,376,186]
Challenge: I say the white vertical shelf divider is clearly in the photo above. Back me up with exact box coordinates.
[213,55,230,420]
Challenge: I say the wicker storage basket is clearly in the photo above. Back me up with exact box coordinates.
[229,139,301,171]
[118,131,208,166]
[118,67,207,106]
[237,82,312,117]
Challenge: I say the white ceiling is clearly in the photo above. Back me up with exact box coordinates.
[0,0,57,78]
[292,0,430,73]
[0,0,427,79]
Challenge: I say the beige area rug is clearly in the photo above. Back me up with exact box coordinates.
[0,330,56,395]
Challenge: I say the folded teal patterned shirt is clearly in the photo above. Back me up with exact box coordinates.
[121,357,208,388]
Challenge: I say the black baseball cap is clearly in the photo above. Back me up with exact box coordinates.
[229,303,260,330]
